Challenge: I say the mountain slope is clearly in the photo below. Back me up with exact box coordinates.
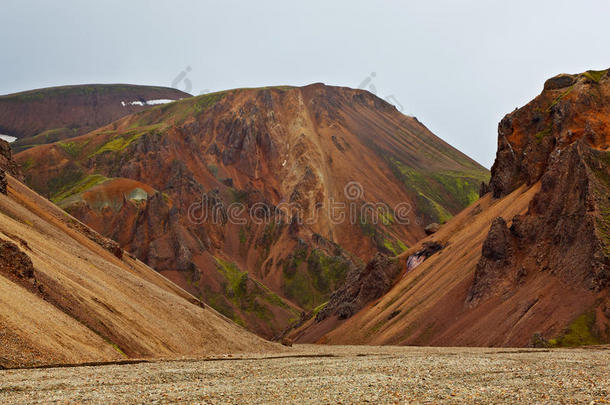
[0,140,275,368]
[0,84,191,152]
[293,69,610,347]
[16,84,489,337]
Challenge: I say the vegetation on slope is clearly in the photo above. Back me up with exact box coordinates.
[210,258,300,330]
[388,157,489,223]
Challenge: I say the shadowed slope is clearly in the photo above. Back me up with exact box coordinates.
[0,147,276,367]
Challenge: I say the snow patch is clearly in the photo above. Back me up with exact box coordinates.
[0,134,17,143]
[145,99,176,105]
[121,99,179,107]
[282,160,287,167]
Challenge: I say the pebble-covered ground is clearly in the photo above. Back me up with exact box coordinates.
[0,345,608,404]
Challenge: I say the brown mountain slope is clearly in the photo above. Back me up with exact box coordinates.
[0,84,191,152]
[293,69,610,347]
[16,84,489,338]
[0,141,276,368]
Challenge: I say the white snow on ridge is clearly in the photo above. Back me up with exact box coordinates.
[145,99,176,105]
[0,134,17,143]
[121,99,180,107]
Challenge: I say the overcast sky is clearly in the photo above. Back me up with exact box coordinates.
[1,0,608,167]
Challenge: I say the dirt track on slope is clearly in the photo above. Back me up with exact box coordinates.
[1,345,608,404]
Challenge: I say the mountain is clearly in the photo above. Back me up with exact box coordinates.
[16,84,489,338]
[0,139,275,368]
[292,69,610,347]
[0,84,191,152]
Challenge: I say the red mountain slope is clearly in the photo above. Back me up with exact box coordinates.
[293,69,610,347]
[16,84,489,337]
[0,140,276,368]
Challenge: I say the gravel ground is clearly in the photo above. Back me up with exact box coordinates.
[0,345,608,404]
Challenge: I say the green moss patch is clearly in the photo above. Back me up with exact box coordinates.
[146,90,227,124]
[547,85,575,112]
[382,238,408,256]
[549,312,600,347]
[213,257,298,327]
[387,157,488,223]
[89,124,164,157]
[282,246,351,310]
[51,174,110,203]
[581,69,608,84]
[534,127,552,143]
[58,139,89,158]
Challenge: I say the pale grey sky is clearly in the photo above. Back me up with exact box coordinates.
[1,0,608,167]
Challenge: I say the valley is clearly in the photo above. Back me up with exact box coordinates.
[13,83,489,338]
[1,345,607,404]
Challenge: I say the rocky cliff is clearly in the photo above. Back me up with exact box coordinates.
[294,69,609,347]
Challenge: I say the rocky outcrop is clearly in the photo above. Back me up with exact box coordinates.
[467,217,516,303]
[0,139,21,179]
[424,223,440,235]
[406,241,445,271]
[470,141,609,305]
[478,181,490,197]
[490,69,609,198]
[0,171,6,195]
[472,69,610,311]
[0,139,22,194]
[316,253,401,321]
[0,239,42,295]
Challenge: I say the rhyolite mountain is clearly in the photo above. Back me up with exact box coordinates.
[292,69,609,347]
[0,139,275,368]
[0,84,191,152]
[17,83,489,338]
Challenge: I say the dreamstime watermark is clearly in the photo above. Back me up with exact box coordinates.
[187,181,414,227]
[358,72,418,136]
[171,66,210,95]
[358,72,405,113]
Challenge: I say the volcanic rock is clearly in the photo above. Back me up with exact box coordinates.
[424,223,440,235]
[316,253,401,322]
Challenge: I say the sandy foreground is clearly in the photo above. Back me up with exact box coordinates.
[0,345,608,404]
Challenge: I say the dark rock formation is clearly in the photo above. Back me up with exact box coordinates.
[0,239,42,294]
[490,69,609,198]
[471,141,609,305]
[471,69,610,306]
[424,223,440,235]
[0,139,21,179]
[479,181,490,197]
[0,171,6,195]
[543,73,576,91]
[316,253,401,321]
[406,241,445,271]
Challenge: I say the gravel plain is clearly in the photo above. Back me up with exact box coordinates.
[0,345,608,404]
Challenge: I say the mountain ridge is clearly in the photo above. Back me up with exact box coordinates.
[291,69,610,347]
[17,83,489,337]
[0,83,191,152]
